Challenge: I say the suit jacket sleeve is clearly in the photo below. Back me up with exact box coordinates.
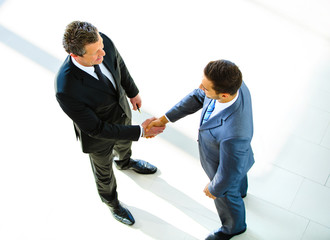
[166,88,205,122]
[116,46,138,98]
[56,92,141,141]
[208,137,251,197]
[101,33,139,98]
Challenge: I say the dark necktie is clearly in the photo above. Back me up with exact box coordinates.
[93,64,116,91]
[202,99,216,124]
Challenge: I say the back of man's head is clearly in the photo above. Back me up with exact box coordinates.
[204,60,242,95]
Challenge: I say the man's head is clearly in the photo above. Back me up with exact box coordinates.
[200,60,242,102]
[63,21,105,66]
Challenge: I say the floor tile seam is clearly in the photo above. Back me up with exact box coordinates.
[289,176,305,210]
[308,219,330,230]
[286,178,330,228]
[300,220,310,240]
[289,132,330,150]
[271,162,311,181]
[246,194,311,222]
[274,131,330,154]
[319,121,330,147]
[272,162,329,185]
[325,175,330,188]
[248,193,330,229]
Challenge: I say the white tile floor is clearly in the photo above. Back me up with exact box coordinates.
[0,0,330,239]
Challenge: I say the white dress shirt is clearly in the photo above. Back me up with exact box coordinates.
[71,57,117,90]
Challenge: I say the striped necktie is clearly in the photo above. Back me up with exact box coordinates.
[202,99,216,124]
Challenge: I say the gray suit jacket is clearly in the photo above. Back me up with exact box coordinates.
[166,82,254,197]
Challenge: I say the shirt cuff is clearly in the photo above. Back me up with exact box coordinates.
[139,125,145,138]
[164,114,171,122]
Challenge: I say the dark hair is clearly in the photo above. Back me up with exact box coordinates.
[62,21,99,56]
[204,60,242,95]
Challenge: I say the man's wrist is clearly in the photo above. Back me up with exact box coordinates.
[160,115,170,125]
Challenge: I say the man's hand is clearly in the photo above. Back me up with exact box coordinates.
[142,117,166,138]
[204,183,216,200]
[145,115,169,133]
[130,94,142,111]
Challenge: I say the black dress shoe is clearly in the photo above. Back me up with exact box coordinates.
[127,159,157,174]
[109,204,135,226]
[205,229,246,240]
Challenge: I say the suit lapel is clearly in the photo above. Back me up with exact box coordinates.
[102,54,120,90]
[199,112,223,130]
[68,57,117,96]
[82,74,117,96]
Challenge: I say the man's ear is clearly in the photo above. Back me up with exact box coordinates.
[70,53,78,58]
[221,93,230,99]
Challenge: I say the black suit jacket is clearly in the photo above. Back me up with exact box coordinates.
[55,33,140,153]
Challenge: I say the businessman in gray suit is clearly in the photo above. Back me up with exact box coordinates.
[147,60,254,240]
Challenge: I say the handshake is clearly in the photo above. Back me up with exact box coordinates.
[141,116,169,138]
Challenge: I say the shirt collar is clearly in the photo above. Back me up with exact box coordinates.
[71,56,95,76]
[214,90,239,111]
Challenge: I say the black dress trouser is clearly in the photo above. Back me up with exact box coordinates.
[88,117,133,207]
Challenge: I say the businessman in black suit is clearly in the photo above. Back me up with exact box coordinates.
[55,21,164,226]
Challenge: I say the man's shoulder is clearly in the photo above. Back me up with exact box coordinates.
[99,32,115,49]
[55,56,79,93]
[240,81,251,97]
